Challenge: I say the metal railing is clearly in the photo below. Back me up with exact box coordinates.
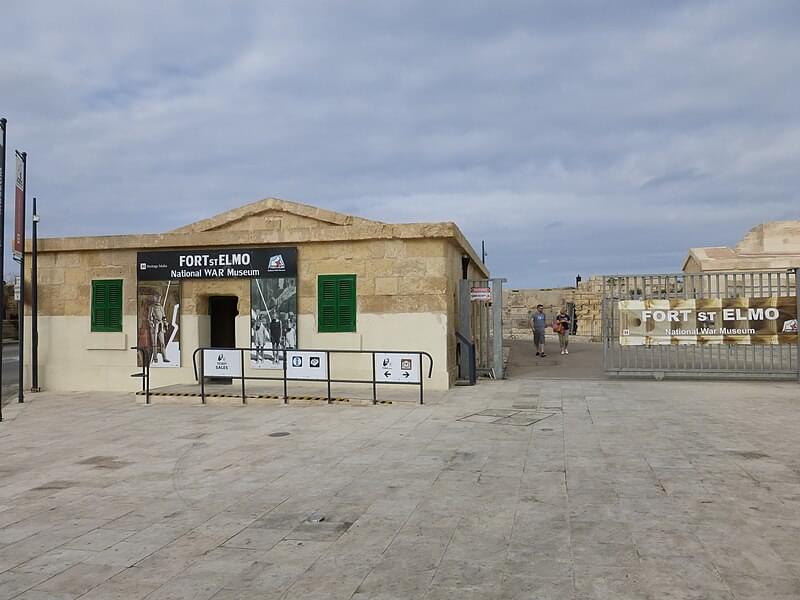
[131,347,152,404]
[188,347,434,405]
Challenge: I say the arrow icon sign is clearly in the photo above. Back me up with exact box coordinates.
[384,371,391,378]
[403,371,410,378]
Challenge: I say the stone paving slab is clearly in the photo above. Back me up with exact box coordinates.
[0,378,798,598]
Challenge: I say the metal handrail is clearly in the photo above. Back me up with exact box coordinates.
[189,346,434,405]
[130,346,151,404]
[455,331,476,385]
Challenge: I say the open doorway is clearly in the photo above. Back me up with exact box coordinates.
[208,296,239,384]
[209,296,239,348]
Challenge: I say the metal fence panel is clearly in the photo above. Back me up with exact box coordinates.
[601,270,799,380]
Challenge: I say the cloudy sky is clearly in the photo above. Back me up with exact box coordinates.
[1,0,798,287]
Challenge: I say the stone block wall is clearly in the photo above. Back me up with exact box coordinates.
[503,278,605,340]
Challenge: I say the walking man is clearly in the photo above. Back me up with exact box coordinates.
[531,304,547,357]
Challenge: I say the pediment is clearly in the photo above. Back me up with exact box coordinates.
[171,197,381,234]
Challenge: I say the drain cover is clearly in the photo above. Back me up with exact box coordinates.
[269,432,291,438]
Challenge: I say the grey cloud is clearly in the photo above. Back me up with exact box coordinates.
[0,0,798,287]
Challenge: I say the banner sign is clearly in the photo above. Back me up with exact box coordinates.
[137,247,297,281]
[137,281,181,368]
[470,287,492,302]
[286,351,328,380]
[619,297,798,346]
[251,277,297,371]
[13,153,24,261]
[375,353,421,383]
[203,349,242,377]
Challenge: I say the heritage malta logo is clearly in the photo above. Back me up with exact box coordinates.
[268,254,286,272]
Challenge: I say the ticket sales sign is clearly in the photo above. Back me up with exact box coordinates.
[138,247,297,280]
[375,353,421,383]
[203,349,242,377]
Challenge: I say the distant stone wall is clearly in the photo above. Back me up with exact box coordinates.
[573,277,603,340]
[504,278,604,341]
[503,287,576,339]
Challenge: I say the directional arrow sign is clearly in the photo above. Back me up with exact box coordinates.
[374,353,422,384]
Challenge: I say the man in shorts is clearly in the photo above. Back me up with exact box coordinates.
[530,304,547,357]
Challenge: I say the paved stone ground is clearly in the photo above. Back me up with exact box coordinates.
[506,338,606,380]
[0,377,798,599]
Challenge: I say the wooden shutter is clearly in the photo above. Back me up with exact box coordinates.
[336,276,356,332]
[318,276,338,332]
[92,280,123,332]
[107,280,123,331]
[318,275,357,333]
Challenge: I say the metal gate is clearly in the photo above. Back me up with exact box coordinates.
[457,278,505,381]
[602,270,799,380]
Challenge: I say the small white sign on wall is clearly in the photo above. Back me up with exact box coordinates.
[203,349,242,378]
[374,353,421,383]
[286,351,328,380]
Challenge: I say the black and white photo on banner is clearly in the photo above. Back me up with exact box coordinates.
[250,277,297,369]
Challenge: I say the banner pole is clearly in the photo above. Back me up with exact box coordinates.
[31,197,39,392]
[0,119,6,421]
[15,151,25,404]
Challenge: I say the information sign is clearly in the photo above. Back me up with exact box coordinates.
[375,353,421,383]
[286,351,328,380]
[203,349,242,377]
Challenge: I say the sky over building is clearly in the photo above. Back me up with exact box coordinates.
[1,0,798,287]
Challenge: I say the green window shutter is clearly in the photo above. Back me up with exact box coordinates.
[107,280,123,331]
[318,276,338,332]
[92,280,123,333]
[336,276,356,332]
[318,274,357,333]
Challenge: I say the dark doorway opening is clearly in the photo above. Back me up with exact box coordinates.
[209,296,238,348]
[209,296,239,384]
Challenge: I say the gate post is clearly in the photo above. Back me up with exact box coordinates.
[795,268,799,384]
[492,278,505,379]
[458,280,472,378]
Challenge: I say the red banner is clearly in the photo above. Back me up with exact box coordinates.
[14,153,24,260]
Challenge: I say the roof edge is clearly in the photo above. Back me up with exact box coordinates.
[29,222,486,270]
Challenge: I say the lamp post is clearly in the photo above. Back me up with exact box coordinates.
[31,197,39,392]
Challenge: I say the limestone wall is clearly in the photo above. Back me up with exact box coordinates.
[504,278,605,340]
[21,237,468,392]
[573,277,604,340]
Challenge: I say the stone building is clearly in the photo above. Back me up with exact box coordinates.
[684,221,800,273]
[21,198,488,392]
